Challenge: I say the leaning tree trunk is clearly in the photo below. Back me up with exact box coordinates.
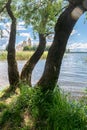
[38,1,86,91]
[6,0,19,90]
[21,33,46,86]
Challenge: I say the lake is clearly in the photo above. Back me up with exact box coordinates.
[0,53,87,96]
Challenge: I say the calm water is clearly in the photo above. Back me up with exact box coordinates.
[0,53,87,96]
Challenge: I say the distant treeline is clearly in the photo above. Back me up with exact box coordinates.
[23,45,71,53]
[23,45,50,51]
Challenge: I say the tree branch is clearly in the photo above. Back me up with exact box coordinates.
[6,0,16,21]
[0,5,6,14]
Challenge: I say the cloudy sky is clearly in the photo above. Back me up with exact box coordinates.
[67,13,87,51]
[0,13,87,51]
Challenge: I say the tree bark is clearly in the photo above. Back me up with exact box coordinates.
[37,2,85,91]
[6,0,19,89]
[21,33,46,86]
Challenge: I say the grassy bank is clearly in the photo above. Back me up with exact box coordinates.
[0,84,87,130]
[0,51,48,60]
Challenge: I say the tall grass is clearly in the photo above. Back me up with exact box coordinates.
[33,87,87,130]
[0,51,48,60]
[0,51,7,60]
[0,84,87,130]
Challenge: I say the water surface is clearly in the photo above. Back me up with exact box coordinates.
[0,53,87,96]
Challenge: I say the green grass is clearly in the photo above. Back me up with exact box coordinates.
[0,51,48,60]
[0,84,87,130]
[0,51,7,60]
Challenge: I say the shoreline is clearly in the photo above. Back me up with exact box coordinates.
[0,51,87,61]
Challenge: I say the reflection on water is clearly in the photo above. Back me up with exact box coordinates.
[0,53,87,96]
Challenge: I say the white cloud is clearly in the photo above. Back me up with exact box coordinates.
[2,23,11,34]
[2,30,9,37]
[17,21,27,31]
[1,21,26,31]
[70,29,77,36]
[20,33,30,37]
[0,38,8,50]
[77,33,80,36]
[67,42,87,51]
[2,42,8,49]
[17,25,26,31]
[4,22,11,29]
[70,29,81,37]
[0,21,27,33]
[0,23,4,26]
[18,21,25,26]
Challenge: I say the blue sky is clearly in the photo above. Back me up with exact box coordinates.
[69,13,87,43]
[0,12,87,51]
[67,13,87,51]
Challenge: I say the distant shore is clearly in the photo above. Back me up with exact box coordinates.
[0,51,48,60]
[65,48,87,53]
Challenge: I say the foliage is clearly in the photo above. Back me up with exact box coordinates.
[23,45,50,51]
[23,46,37,51]
[0,102,7,112]
[19,0,62,36]
[0,84,87,130]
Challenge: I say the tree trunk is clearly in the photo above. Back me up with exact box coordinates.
[38,2,85,91]
[6,0,19,89]
[21,33,46,86]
